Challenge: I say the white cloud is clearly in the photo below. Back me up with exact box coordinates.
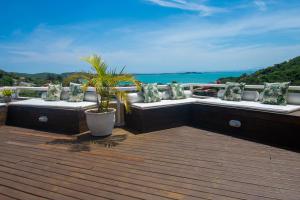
[146,0,224,16]
[1,8,300,73]
[254,0,267,11]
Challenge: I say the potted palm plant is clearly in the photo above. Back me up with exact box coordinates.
[82,54,140,136]
[2,89,13,103]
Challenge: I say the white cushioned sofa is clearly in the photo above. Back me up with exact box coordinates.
[6,90,99,134]
[130,90,300,113]
[125,90,300,149]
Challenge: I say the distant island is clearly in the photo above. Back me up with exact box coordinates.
[133,72,203,75]
[218,56,300,85]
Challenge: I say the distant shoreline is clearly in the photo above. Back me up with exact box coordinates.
[1,69,255,76]
[133,70,254,75]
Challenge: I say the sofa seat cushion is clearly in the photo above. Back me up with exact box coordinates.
[195,98,300,114]
[132,98,197,109]
[9,98,97,110]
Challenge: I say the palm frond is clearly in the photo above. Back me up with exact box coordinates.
[82,54,140,112]
[115,90,131,113]
[63,72,93,87]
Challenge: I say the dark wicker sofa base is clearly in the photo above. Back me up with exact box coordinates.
[125,103,300,149]
[126,104,192,133]
[6,105,91,134]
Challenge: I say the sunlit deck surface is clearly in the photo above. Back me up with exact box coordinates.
[0,125,299,200]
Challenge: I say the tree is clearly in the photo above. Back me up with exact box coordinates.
[0,75,14,86]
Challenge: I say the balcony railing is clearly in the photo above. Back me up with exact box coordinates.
[1,83,300,99]
[0,83,300,101]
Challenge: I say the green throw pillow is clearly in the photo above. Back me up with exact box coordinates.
[45,84,62,101]
[142,83,161,103]
[222,82,245,101]
[168,83,186,100]
[261,82,290,105]
[68,82,84,102]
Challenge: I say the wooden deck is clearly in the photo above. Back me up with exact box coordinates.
[0,125,299,200]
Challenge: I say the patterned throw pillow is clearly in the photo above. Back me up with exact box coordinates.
[168,83,186,100]
[45,84,62,101]
[68,82,84,102]
[142,83,161,103]
[261,82,290,105]
[222,82,245,101]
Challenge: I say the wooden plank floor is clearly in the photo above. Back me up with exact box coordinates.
[0,125,299,200]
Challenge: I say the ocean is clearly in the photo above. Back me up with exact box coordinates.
[134,71,252,84]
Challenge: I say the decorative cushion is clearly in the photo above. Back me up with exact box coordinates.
[68,82,84,102]
[168,83,186,100]
[222,82,245,101]
[142,83,161,103]
[45,84,62,101]
[260,82,290,105]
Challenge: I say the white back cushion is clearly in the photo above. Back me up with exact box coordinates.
[161,91,170,100]
[41,92,47,99]
[184,90,193,98]
[84,92,98,102]
[287,93,300,105]
[217,90,225,98]
[242,91,260,101]
[127,92,144,103]
[60,89,69,100]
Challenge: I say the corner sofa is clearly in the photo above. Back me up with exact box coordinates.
[125,90,300,149]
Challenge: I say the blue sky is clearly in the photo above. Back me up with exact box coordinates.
[1,0,300,73]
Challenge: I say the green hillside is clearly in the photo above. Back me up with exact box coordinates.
[0,70,75,86]
[218,56,300,85]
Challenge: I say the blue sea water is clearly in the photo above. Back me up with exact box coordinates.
[134,71,253,84]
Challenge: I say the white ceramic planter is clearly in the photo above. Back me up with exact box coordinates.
[85,108,116,136]
[3,96,11,103]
